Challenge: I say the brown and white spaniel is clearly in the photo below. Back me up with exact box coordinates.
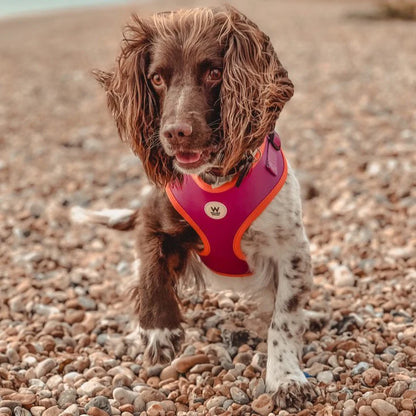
[72,6,317,409]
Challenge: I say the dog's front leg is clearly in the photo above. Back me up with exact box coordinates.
[130,193,199,365]
[266,237,317,409]
[131,235,185,365]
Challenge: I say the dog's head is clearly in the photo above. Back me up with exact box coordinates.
[95,6,294,186]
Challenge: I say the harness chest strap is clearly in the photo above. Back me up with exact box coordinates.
[166,132,288,277]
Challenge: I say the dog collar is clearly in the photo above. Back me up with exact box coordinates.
[166,132,287,277]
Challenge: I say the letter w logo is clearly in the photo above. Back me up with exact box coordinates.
[210,206,221,216]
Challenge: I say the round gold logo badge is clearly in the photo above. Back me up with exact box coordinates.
[204,201,227,220]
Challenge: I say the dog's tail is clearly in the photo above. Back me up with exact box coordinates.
[70,206,138,231]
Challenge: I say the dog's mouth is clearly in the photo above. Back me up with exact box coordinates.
[172,147,218,173]
[175,151,202,165]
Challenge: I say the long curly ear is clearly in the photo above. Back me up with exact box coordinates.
[218,7,294,172]
[94,15,173,187]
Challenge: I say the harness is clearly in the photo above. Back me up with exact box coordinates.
[166,132,287,277]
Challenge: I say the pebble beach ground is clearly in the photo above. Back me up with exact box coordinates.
[0,0,415,415]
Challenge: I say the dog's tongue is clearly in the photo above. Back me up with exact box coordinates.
[175,151,201,164]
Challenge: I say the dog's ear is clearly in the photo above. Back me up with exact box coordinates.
[96,15,174,187]
[218,6,294,173]
[92,69,113,89]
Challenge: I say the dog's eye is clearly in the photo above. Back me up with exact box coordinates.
[151,73,164,86]
[208,69,222,82]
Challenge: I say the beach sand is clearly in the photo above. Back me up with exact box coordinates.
[1,1,416,415]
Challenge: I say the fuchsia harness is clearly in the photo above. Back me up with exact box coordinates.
[166,133,287,277]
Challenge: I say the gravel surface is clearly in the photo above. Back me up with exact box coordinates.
[1,1,415,415]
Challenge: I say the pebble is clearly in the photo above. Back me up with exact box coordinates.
[159,365,178,381]
[223,399,234,410]
[86,407,109,416]
[344,407,357,416]
[317,370,334,383]
[371,399,398,416]
[403,390,416,400]
[29,407,45,416]
[400,399,413,411]
[389,381,408,397]
[43,406,61,416]
[58,390,77,408]
[251,393,274,416]
[251,352,267,369]
[0,402,21,411]
[133,396,145,413]
[112,388,138,405]
[359,406,378,416]
[230,387,249,405]
[205,396,226,409]
[84,396,112,415]
[77,381,105,397]
[218,296,234,309]
[146,403,164,416]
[13,407,31,416]
[60,403,79,416]
[249,377,265,399]
[351,362,370,376]
[362,368,382,387]
[189,363,214,373]
[8,393,36,406]
[333,265,355,287]
[136,388,166,403]
[172,354,209,373]
[146,364,165,377]
[6,348,19,364]
[35,358,57,377]
[118,405,134,413]
[47,375,63,390]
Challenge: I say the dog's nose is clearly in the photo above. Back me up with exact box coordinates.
[162,122,192,140]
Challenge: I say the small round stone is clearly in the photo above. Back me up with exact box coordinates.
[371,399,398,416]
[172,354,209,373]
[389,381,408,397]
[59,390,78,408]
[205,396,226,410]
[251,393,274,416]
[87,407,109,416]
[35,358,56,378]
[137,389,166,403]
[359,405,378,416]
[333,265,355,287]
[317,370,334,383]
[351,362,370,376]
[230,387,249,405]
[42,406,61,416]
[77,381,105,397]
[60,403,79,416]
[85,396,112,415]
[112,388,138,405]
[362,368,382,387]
[159,365,178,381]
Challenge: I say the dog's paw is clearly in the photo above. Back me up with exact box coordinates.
[140,327,184,365]
[267,376,317,410]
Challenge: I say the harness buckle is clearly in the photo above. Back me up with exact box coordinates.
[268,133,281,151]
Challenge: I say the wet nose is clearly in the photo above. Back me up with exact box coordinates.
[162,122,192,140]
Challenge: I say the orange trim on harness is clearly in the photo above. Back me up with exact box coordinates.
[234,151,288,260]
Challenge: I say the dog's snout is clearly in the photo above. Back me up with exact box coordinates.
[162,122,192,140]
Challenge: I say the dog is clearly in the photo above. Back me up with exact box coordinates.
[72,6,317,409]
